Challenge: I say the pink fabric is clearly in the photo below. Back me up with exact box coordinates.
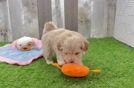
[32,38,42,49]
[0,37,43,65]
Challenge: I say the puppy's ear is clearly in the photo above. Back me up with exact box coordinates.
[81,40,88,51]
[57,42,63,51]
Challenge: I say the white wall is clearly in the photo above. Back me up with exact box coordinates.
[90,0,108,38]
[78,0,91,38]
[114,0,134,47]
[78,0,116,38]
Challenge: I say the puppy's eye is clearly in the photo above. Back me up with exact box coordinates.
[19,44,22,46]
[75,52,80,55]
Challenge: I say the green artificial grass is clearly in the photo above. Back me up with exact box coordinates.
[0,38,134,88]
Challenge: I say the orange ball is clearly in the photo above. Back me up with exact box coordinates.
[61,63,89,77]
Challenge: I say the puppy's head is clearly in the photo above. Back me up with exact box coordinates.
[16,36,33,51]
[43,21,57,34]
[57,36,88,63]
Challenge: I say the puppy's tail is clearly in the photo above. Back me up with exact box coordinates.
[43,21,57,34]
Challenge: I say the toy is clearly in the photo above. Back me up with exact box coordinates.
[11,36,42,51]
[52,63,101,77]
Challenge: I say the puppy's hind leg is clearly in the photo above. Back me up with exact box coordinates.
[43,48,54,64]
[42,41,54,64]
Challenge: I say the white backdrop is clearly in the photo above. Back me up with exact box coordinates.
[114,0,134,47]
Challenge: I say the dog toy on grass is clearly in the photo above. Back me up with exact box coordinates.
[52,63,101,77]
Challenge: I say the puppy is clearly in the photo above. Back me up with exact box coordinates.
[41,22,88,65]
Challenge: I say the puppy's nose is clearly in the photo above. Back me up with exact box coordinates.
[70,60,74,63]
